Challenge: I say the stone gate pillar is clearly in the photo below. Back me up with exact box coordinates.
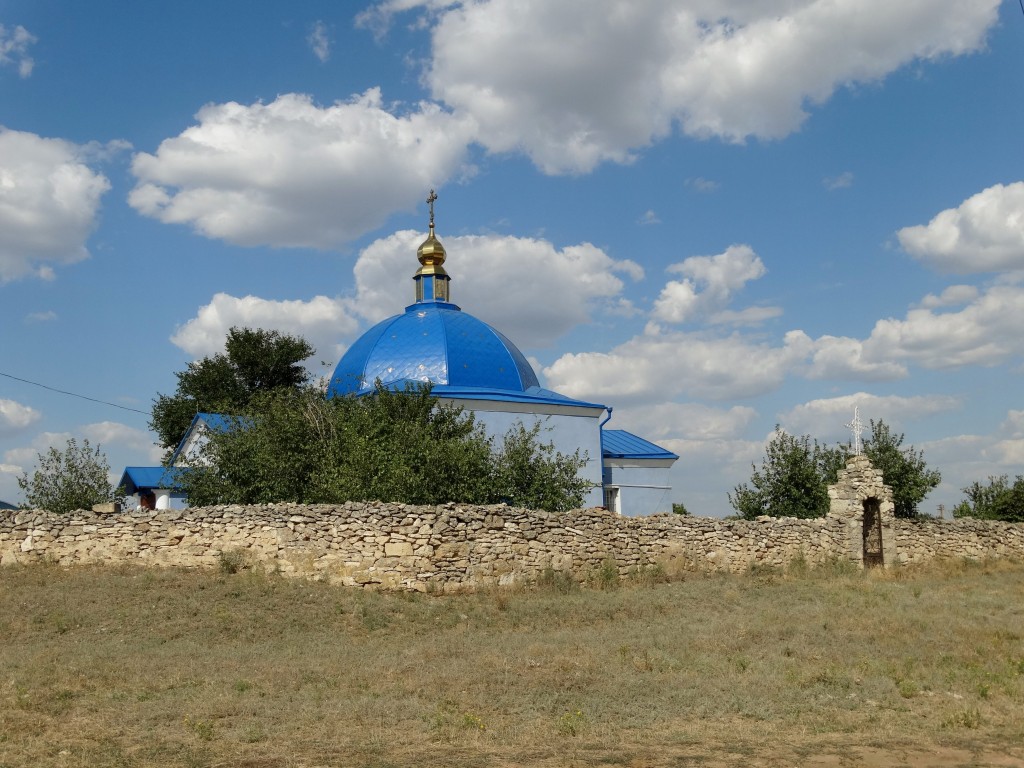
[827,454,896,568]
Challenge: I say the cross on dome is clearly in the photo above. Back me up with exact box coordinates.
[413,188,451,304]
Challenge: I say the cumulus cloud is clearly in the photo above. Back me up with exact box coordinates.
[171,293,361,365]
[779,392,960,439]
[308,21,330,62]
[544,328,814,403]
[81,421,163,465]
[615,402,758,443]
[808,335,907,380]
[638,210,660,226]
[0,399,41,437]
[861,283,1024,369]
[392,0,1001,174]
[919,284,980,309]
[650,244,769,325]
[0,23,35,78]
[898,182,1024,273]
[129,91,476,249]
[0,128,112,282]
[351,229,642,347]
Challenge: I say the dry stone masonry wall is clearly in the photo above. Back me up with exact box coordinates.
[3,500,1022,591]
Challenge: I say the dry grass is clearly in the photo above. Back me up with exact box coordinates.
[1,557,1023,767]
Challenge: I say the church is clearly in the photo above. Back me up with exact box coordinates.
[122,195,678,516]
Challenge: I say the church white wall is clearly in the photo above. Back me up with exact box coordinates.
[462,407,605,508]
[604,463,674,517]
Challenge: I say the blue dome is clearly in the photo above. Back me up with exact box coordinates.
[327,302,540,397]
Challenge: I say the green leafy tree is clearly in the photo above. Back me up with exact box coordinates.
[862,419,941,519]
[17,438,116,514]
[729,427,845,519]
[150,327,314,455]
[953,475,1024,522]
[180,384,590,512]
[671,502,690,516]
[490,421,590,512]
[730,419,940,521]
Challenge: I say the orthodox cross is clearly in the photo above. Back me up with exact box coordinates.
[845,406,864,455]
[426,189,437,230]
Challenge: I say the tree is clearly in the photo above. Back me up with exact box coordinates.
[862,419,941,519]
[150,327,314,455]
[729,427,845,520]
[729,419,941,521]
[490,421,590,512]
[953,475,1024,522]
[179,384,591,512]
[17,438,117,514]
[671,502,690,516]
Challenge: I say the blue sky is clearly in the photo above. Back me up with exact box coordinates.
[1,0,1022,517]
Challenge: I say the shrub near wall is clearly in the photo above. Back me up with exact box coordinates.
[2,503,1023,591]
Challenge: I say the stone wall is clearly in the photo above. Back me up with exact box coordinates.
[2,502,1022,591]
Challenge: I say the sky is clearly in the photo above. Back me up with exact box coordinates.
[1,0,1023,517]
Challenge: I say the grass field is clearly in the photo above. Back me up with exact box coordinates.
[1,557,1023,767]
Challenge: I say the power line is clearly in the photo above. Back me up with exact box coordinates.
[0,371,150,416]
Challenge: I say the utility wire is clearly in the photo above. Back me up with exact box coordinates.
[0,371,150,416]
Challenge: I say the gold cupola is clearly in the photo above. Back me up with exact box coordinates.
[413,189,451,303]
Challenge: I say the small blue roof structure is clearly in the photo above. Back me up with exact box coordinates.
[602,429,678,461]
[119,466,189,495]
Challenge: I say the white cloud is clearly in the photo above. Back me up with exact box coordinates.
[351,229,641,347]
[709,306,783,327]
[81,422,163,465]
[615,402,758,442]
[24,310,57,323]
[0,23,35,78]
[3,431,73,469]
[308,21,330,63]
[779,392,961,439]
[0,399,41,437]
[650,244,768,325]
[862,283,1024,369]
[686,177,719,193]
[638,210,660,226]
[919,284,979,309]
[0,128,112,282]
[544,328,814,403]
[898,182,1024,273]
[171,293,361,366]
[129,91,476,249]
[808,335,907,380]
[823,171,853,190]
[401,0,999,174]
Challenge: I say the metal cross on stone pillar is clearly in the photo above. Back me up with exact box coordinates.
[845,406,864,455]
[426,189,437,230]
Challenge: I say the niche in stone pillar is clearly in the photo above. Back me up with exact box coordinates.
[862,497,884,568]
[827,454,896,568]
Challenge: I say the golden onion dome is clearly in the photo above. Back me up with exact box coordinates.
[415,189,447,277]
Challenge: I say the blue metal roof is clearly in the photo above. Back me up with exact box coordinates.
[119,466,190,494]
[327,303,542,398]
[602,429,678,460]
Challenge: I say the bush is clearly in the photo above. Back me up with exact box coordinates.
[953,475,1024,522]
[180,384,591,512]
[17,438,117,514]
